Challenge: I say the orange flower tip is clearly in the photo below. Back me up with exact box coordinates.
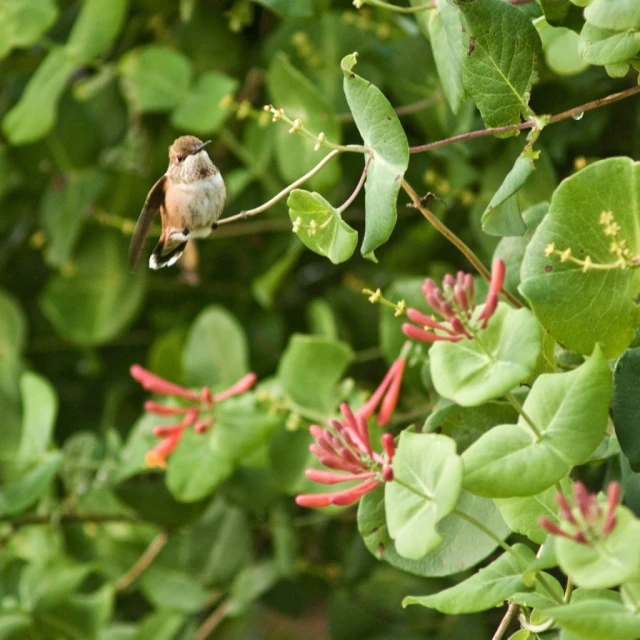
[607,481,621,506]
[490,258,506,294]
[295,494,331,508]
[130,364,145,380]
[145,451,167,469]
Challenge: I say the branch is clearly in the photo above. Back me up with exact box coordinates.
[195,600,231,640]
[410,84,640,154]
[116,530,170,591]
[492,602,519,640]
[217,149,342,225]
[338,153,373,213]
[401,180,522,308]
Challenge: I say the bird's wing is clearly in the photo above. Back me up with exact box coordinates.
[128,175,167,271]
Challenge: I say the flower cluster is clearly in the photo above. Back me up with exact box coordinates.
[130,365,257,469]
[540,481,620,545]
[402,258,505,343]
[295,354,406,508]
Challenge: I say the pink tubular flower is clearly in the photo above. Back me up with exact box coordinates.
[539,481,621,545]
[295,353,406,508]
[130,365,257,469]
[402,258,506,343]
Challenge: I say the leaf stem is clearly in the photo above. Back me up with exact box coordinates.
[115,530,170,591]
[409,84,640,154]
[491,602,519,640]
[218,149,342,226]
[505,392,543,441]
[337,152,373,213]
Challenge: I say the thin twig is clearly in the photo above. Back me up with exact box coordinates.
[338,153,373,213]
[410,84,640,154]
[194,600,232,640]
[218,149,342,225]
[492,602,519,640]
[116,530,169,592]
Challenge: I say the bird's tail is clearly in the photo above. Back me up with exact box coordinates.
[149,232,187,269]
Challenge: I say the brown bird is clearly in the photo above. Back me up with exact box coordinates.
[128,135,226,270]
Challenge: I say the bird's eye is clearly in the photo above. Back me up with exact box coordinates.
[176,155,184,162]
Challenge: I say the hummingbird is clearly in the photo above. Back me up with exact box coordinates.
[128,135,226,270]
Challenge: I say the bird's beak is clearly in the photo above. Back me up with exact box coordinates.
[191,140,211,156]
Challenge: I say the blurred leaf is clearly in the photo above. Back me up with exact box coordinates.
[253,0,314,17]
[17,372,58,463]
[579,22,640,65]
[119,46,193,113]
[459,0,542,128]
[540,24,590,75]
[140,565,209,613]
[288,189,357,264]
[613,347,640,471]
[306,299,338,339]
[267,52,341,191]
[520,158,640,358]
[226,561,280,616]
[65,0,129,64]
[39,229,144,346]
[277,334,353,417]
[182,305,249,388]
[341,53,409,261]
[385,432,463,560]
[2,48,75,145]
[0,288,26,363]
[0,451,62,516]
[252,240,303,309]
[0,0,58,59]
[584,0,640,30]
[135,611,185,640]
[171,71,238,134]
[40,170,109,267]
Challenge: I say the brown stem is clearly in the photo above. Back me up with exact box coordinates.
[410,84,640,154]
[194,600,231,640]
[116,531,169,592]
[401,180,522,307]
[492,603,520,640]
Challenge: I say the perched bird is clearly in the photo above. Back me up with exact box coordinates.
[128,135,226,270]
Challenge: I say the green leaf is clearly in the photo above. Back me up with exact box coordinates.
[0,452,62,517]
[287,189,357,264]
[585,0,640,30]
[613,347,640,471]
[403,544,534,613]
[555,507,640,588]
[520,157,640,358]
[267,53,341,191]
[118,45,193,113]
[65,0,129,64]
[140,566,209,613]
[39,229,144,346]
[462,345,611,497]
[495,478,572,544]
[253,0,314,17]
[359,486,511,577]
[481,146,538,236]
[579,22,640,65]
[458,0,542,128]
[277,334,353,417]
[40,170,109,267]
[171,71,239,135]
[540,24,590,75]
[385,432,463,560]
[545,597,640,640]
[0,288,26,363]
[0,0,58,59]
[17,372,58,463]
[252,240,303,309]
[341,53,409,261]
[424,401,518,453]
[2,48,75,145]
[429,304,542,407]
[182,305,249,388]
[428,0,466,114]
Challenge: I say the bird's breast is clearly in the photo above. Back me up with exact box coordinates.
[165,172,226,231]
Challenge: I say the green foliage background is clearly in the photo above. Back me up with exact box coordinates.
[1,0,640,638]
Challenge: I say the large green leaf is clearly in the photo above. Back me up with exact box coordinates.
[0,0,57,59]
[584,0,640,30]
[462,346,611,497]
[39,229,144,346]
[520,157,640,358]
[341,53,409,261]
[385,432,463,560]
[403,544,534,613]
[17,372,58,463]
[579,22,640,65]
[613,347,640,471]
[429,304,542,407]
[287,189,357,264]
[359,486,510,577]
[267,53,341,191]
[458,0,542,128]
[182,306,249,388]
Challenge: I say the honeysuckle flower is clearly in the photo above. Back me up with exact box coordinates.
[295,353,405,508]
[130,365,257,469]
[402,258,506,343]
[539,481,621,545]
